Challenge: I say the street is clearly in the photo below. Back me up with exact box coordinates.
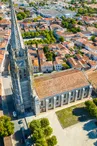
[1,75,32,146]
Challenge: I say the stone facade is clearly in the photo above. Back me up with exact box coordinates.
[37,85,92,114]
[8,0,34,114]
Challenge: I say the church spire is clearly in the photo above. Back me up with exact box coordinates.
[10,0,25,50]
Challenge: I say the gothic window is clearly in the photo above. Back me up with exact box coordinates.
[20,74,22,80]
[19,70,22,80]
[84,87,88,98]
[24,69,27,78]
[71,92,73,96]
[56,96,59,101]
[41,101,43,106]
[49,98,51,103]
[77,90,80,98]
[63,94,66,102]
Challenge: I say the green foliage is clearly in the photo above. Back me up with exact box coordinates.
[24,9,30,17]
[17,12,26,20]
[46,52,53,61]
[1,0,8,2]
[93,98,97,106]
[30,120,41,134]
[35,143,42,146]
[47,136,57,146]
[85,100,97,118]
[61,17,80,33]
[90,36,96,42]
[65,54,71,59]
[62,63,70,69]
[77,6,97,15]
[23,30,56,45]
[0,17,2,20]
[32,129,44,141]
[44,126,53,137]
[85,100,95,108]
[43,46,49,54]
[30,118,57,146]
[0,116,14,137]
[59,36,64,42]
[36,138,47,146]
[40,118,49,128]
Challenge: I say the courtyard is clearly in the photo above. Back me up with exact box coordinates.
[26,100,97,146]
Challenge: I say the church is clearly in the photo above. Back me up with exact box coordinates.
[7,0,92,115]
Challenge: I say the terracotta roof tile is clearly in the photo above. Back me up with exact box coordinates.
[34,69,89,99]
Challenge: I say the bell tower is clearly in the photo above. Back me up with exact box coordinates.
[8,0,33,114]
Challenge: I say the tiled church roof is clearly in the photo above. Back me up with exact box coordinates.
[34,69,89,99]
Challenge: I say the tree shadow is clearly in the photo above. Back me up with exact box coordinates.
[72,107,92,122]
[12,130,22,141]
[83,120,96,131]
[83,120,97,142]
[94,141,97,146]
[87,130,97,139]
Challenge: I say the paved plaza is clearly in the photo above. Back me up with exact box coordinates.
[26,100,97,146]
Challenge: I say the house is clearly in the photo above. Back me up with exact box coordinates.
[54,57,63,71]
[88,60,97,69]
[33,58,39,73]
[41,61,53,73]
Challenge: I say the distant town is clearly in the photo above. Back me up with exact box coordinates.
[0,0,97,146]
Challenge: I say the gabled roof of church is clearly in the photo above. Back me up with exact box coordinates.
[10,0,25,50]
[34,69,90,99]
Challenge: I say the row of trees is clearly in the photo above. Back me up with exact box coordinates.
[61,17,81,33]
[85,98,97,118]
[77,6,97,15]
[24,30,56,45]
[30,118,57,146]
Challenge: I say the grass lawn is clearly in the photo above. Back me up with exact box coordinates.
[56,103,92,129]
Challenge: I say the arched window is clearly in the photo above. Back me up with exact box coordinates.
[19,70,22,80]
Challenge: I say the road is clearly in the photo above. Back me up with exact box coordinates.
[1,75,32,146]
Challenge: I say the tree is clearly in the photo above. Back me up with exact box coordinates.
[46,52,53,61]
[36,143,42,146]
[91,36,96,42]
[0,116,14,137]
[17,14,23,20]
[40,118,49,128]
[32,129,44,141]
[30,120,41,134]
[17,12,26,20]
[59,36,64,42]
[93,98,97,106]
[36,138,47,146]
[44,126,53,137]
[43,46,49,54]
[0,17,2,20]
[62,63,70,69]
[47,135,57,146]
[85,100,95,109]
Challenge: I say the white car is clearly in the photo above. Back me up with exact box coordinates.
[13,111,17,117]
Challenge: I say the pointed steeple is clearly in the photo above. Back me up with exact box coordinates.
[10,0,25,50]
